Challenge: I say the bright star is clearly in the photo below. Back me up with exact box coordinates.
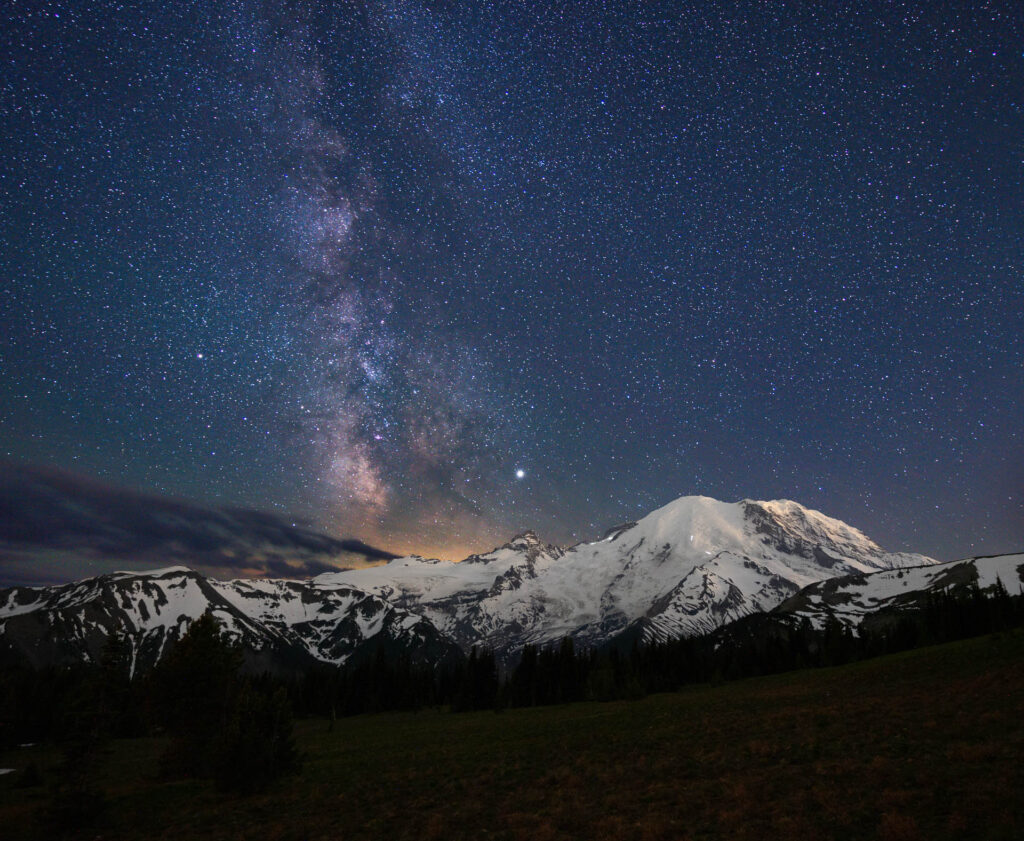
[515,469,525,479]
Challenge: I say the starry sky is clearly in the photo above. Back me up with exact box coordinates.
[2,0,1022,573]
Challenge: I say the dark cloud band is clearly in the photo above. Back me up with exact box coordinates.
[0,461,398,586]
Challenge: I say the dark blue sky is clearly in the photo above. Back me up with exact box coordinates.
[2,0,1021,565]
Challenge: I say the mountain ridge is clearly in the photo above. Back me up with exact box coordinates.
[0,494,950,671]
[773,551,1024,629]
[312,495,936,652]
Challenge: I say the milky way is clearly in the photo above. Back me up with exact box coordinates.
[213,5,534,556]
[1,1,1022,571]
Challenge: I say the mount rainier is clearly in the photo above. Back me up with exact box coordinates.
[0,496,940,672]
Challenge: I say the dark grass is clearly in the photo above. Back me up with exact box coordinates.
[3,630,1023,840]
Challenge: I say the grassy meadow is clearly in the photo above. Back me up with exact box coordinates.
[2,629,1022,840]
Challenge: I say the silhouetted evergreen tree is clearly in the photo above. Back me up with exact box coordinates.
[148,612,242,777]
[39,634,138,838]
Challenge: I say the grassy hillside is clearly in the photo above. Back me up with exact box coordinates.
[2,630,1022,840]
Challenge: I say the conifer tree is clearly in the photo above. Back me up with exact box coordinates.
[149,612,242,777]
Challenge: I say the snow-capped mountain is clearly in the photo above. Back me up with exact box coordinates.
[0,496,940,671]
[316,496,937,658]
[773,552,1024,629]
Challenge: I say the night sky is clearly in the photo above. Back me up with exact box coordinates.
[2,1,1022,573]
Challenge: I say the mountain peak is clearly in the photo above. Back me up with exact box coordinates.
[507,530,542,547]
[460,531,549,564]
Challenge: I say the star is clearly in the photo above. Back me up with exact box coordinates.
[515,469,525,480]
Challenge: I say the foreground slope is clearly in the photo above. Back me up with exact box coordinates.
[3,631,1022,841]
